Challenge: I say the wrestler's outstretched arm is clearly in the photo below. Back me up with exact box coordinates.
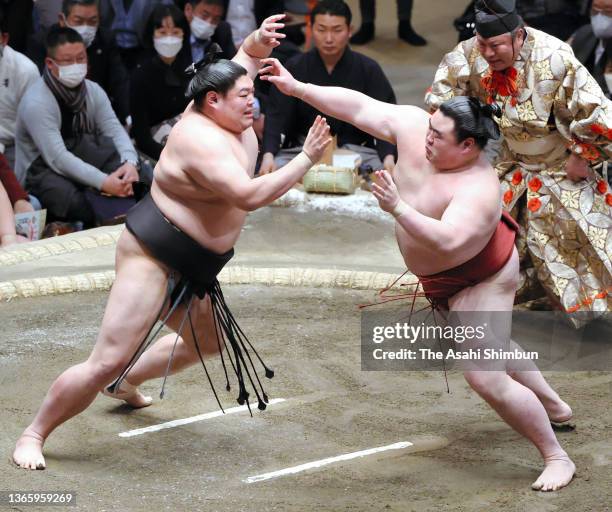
[232,14,286,80]
[372,170,500,259]
[259,57,424,145]
[181,116,331,211]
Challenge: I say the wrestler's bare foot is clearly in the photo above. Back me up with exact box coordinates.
[102,380,152,408]
[13,430,46,470]
[532,453,575,491]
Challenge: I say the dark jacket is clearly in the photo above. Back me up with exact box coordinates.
[263,47,397,161]
[181,20,237,63]
[129,52,191,160]
[571,24,612,98]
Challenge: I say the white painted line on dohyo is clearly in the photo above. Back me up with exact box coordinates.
[244,441,414,483]
[118,398,287,438]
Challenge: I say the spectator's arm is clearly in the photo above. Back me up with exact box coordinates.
[424,40,473,111]
[0,180,18,247]
[129,70,162,160]
[0,154,29,206]
[20,95,108,189]
[90,81,139,164]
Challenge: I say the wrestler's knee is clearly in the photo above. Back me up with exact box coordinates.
[463,371,506,402]
[82,358,127,388]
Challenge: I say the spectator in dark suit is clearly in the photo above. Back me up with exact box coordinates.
[571,0,612,99]
[27,0,131,124]
[261,0,397,174]
[182,0,235,61]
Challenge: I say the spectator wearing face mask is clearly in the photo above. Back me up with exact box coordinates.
[16,26,141,227]
[98,0,175,70]
[183,0,235,62]
[28,0,131,125]
[571,0,612,99]
[129,4,191,160]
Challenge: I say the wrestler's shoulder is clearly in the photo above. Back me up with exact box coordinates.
[396,104,428,118]
[459,166,501,200]
[170,115,226,148]
[393,105,429,131]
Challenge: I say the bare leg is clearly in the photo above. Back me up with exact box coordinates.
[449,248,575,491]
[104,295,222,403]
[505,341,573,423]
[13,231,170,470]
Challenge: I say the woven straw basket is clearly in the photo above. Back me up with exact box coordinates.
[303,164,357,195]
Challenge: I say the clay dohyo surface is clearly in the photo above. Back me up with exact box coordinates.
[1,287,610,511]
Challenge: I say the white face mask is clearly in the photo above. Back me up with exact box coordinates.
[67,23,98,48]
[54,62,88,88]
[592,12,612,40]
[190,15,216,40]
[154,36,183,58]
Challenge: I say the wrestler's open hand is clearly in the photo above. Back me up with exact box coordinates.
[302,115,332,163]
[256,14,286,49]
[371,170,400,213]
[259,58,298,97]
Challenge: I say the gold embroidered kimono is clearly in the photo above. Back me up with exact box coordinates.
[425,28,612,325]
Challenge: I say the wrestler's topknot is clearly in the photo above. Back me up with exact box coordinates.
[185,43,248,106]
[439,96,501,149]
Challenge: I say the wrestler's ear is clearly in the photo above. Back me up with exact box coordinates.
[462,138,476,152]
[205,91,220,108]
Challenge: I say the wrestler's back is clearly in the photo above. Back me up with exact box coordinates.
[393,127,501,276]
[150,108,259,254]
